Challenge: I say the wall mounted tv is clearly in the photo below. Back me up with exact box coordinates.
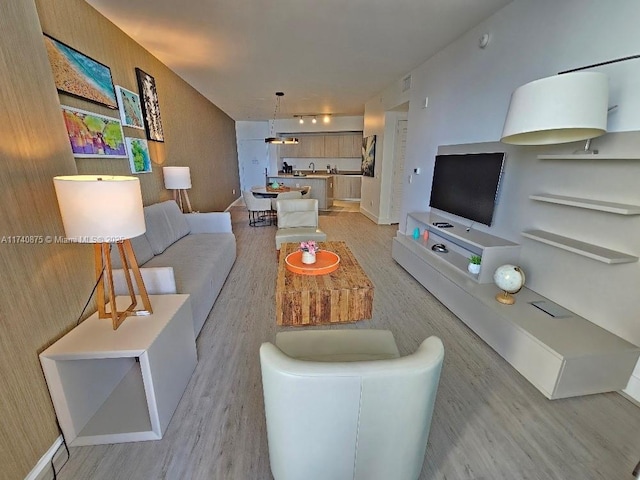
[429,152,505,226]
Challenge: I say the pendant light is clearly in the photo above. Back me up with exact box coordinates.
[265,92,299,144]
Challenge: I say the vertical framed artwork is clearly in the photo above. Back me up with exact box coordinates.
[126,137,152,173]
[61,105,127,158]
[361,135,376,177]
[115,86,145,130]
[135,68,165,142]
[43,34,117,109]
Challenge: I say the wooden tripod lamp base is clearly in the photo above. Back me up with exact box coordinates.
[95,240,153,330]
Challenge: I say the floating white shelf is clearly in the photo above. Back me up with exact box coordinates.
[521,229,638,264]
[529,194,640,215]
[538,154,640,161]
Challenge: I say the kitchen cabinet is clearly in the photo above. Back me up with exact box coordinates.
[278,133,362,159]
[333,175,361,200]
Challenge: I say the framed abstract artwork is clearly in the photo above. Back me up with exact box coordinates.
[135,68,165,142]
[361,135,376,177]
[43,34,118,109]
[115,86,145,130]
[126,137,152,174]
[61,106,127,158]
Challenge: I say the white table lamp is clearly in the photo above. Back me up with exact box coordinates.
[163,166,192,213]
[53,175,152,329]
[501,72,608,145]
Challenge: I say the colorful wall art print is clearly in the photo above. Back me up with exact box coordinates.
[136,68,165,142]
[44,34,117,109]
[126,137,152,174]
[115,86,144,130]
[361,135,376,177]
[61,106,127,158]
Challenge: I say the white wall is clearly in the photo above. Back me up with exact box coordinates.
[365,0,640,399]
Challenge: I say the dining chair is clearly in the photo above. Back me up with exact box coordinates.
[242,190,273,227]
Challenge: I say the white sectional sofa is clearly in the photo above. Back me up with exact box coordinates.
[114,200,236,336]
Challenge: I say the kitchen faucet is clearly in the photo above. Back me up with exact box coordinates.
[308,162,315,173]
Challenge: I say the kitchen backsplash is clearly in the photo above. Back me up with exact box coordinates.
[280,157,362,173]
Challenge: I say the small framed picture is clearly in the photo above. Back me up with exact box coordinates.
[136,68,164,142]
[115,86,145,130]
[126,137,152,173]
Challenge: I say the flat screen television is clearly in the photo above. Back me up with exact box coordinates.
[429,152,505,226]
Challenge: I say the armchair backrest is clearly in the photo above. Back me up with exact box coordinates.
[260,336,444,480]
[276,198,319,229]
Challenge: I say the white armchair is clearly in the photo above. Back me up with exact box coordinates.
[260,329,444,480]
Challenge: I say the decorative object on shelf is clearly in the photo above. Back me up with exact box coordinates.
[468,255,482,275]
[53,175,152,329]
[300,241,319,264]
[126,137,152,174]
[43,34,118,109]
[413,227,420,239]
[61,106,127,158]
[493,264,525,305]
[163,166,192,213]
[501,72,608,146]
[361,135,376,177]
[115,86,144,130]
[135,68,164,142]
[265,92,298,144]
[423,230,429,241]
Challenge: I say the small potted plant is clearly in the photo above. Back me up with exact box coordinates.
[468,255,481,275]
[300,241,319,264]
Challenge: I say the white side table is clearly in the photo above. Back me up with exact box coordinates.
[40,294,197,446]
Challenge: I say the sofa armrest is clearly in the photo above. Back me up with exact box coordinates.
[112,267,177,295]
[184,212,233,234]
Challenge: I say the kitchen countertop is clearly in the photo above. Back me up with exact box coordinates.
[272,171,362,178]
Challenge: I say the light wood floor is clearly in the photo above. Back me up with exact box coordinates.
[58,206,640,480]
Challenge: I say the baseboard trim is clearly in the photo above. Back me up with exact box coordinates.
[623,372,640,404]
[359,206,379,224]
[24,436,63,480]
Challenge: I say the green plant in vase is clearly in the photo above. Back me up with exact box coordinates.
[468,255,482,275]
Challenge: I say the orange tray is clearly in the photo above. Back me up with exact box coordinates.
[285,250,340,275]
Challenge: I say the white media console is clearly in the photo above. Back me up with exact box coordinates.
[392,212,640,399]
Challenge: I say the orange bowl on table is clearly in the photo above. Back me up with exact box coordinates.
[285,250,340,275]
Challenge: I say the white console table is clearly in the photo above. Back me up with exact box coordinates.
[393,212,640,399]
[40,294,197,446]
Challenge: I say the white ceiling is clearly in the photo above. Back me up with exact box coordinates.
[86,0,512,121]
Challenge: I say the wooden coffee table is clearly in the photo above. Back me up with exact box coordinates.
[276,241,374,326]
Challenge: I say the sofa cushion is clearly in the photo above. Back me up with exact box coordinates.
[143,232,236,334]
[144,200,191,255]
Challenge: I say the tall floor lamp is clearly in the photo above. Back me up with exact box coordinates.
[53,175,152,329]
[163,166,192,213]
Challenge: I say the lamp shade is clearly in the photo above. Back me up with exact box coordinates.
[163,166,192,189]
[53,175,145,242]
[501,72,609,145]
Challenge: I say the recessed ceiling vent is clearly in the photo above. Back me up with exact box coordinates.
[402,75,412,92]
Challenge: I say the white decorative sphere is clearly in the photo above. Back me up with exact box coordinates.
[494,264,525,293]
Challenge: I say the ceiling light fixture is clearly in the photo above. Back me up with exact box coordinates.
[294,114,331,124]
[312,116,317,124]
[299,117,304,124]
[323,115,331,124]
[265,92,299,144]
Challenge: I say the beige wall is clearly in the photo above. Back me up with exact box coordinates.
[0,1,239,477]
